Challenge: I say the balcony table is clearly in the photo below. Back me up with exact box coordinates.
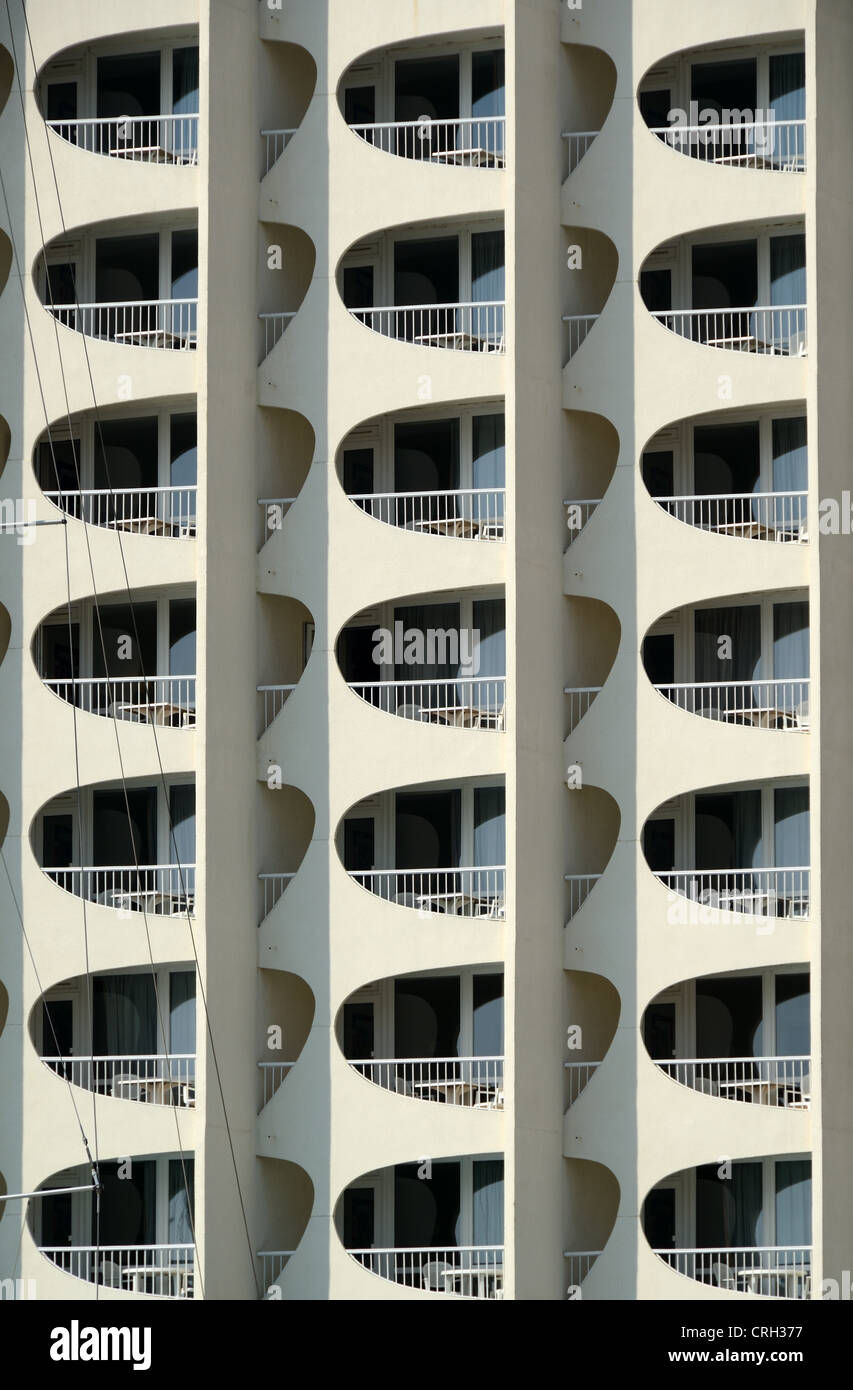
[739,705,798,730]
[121,1263,193,1297]
[428,147,505,169]
[108,514,193,538]
[411,1078,479,1106]
[113,1075,195,1106]
[106,888,194,916]
[111,329,195,350]
[110,698,195,727]
[409,516,482,539]
[413,329,503,352]
[735,1265,809,1299]
[111,145,198,166]
[441,1265,504,1299]
[716,1078,784,1105]
[415,888,504,918]
[422,703,504,730]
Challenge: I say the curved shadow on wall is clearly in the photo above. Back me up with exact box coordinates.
[257,969,315,1111]
[564,1157,620,1291]
[561,43,617,177]
[564,595,621,736]
[0,45,12,118]
[565,970,621,1108]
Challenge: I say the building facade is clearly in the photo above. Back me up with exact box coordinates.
[0,0,850,1300]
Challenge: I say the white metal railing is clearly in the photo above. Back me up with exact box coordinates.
[350,301,505,353]
[654,1246,812,1299]
[564,1250,602,1288]
[564,686,602,733]
[562,314,599,359]
[257,1060,296,1108]
[561,131,600,174]
[47,299,197,349]
[258,872,296,922]
[651,305,807,357]
[257,1251,294,1290]
[261,128,297,173]
[655,868,810,919]
[258,685,296,731]
[258,497,297,547]
[564,1061,601,1106]
[47,114,199,165]
[348,116,505,168]
[43,864,195,916]
[654,490,807,542]
[649,119,806,173]
[259,311,297,357]
[349,866,505,919]
[42,1054,195,1106]
[565,873,602,920]
[564,498,603,542]
[348,1246,504,1298]
[42,675,196,727]
[348,1056,504,1107]
[653,679,810,731]
[655,1056,811,1108]
[347,677,506,730]
[347,487,505,540]
[39,1244,194,1297]
[43,484,197,536]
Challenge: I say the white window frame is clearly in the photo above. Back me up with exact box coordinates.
[41,32,199,121]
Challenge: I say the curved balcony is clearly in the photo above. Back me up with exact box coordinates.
[45,484,196,536]
[349,1056,504,1108]
[653,490,807,542]
[350,300,504,353]
[46,114,198,165]
[651,305,806,357]
[348,117,505,169]
[349,1246,503,1298]
[648,119,805,173]
[39,33,199,166]
[43,1054,195,1106]
[656,867,809,921]
[348,487,505,540]
[42,675,196,727]
[338,399,505,540]
[44,863,195,916]
[645,1151,812,1298]
[346,677,505,731]
[651,678,809,731]
[351,866,505,920]
[34,1152,195,1296]
[47,298,197,351]
[40,1243,194,1296]
[339,36,505,173]
[656,1055,810,1108]
[654,1245,811,1299]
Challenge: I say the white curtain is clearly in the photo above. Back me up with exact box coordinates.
[473,786,505,866]
[775,1161,811,1251]
[169,971,196,1078]
[472,1160,504,1260]
[93,974,156,1056]
[168,1159,195,1244]
[774,786,809,867]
